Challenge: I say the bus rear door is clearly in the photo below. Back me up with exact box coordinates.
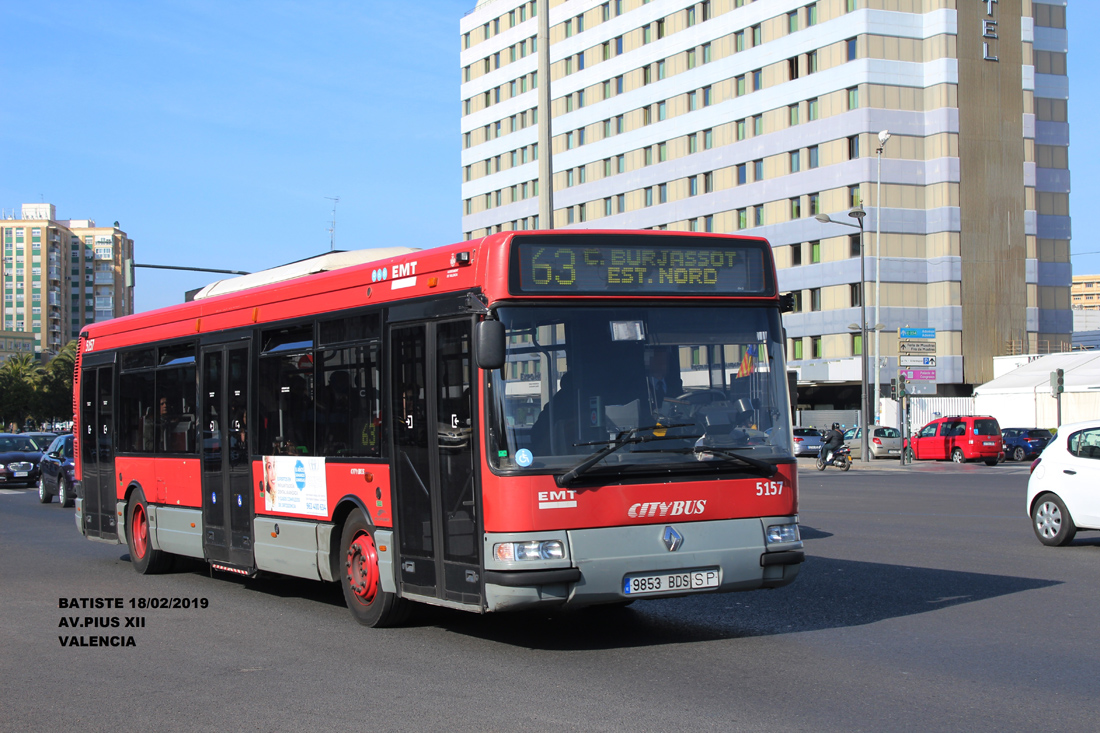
[80,364,117,540]
[390,319,481,607]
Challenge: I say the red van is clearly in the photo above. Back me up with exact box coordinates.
[907,416,1003,466]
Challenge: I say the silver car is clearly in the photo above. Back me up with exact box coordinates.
[792,427,823,457]
[844,426,904,459]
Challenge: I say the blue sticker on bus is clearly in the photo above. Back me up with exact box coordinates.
[515,449,533,467]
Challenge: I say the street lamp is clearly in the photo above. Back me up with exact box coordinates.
[874,130,891,424]
[816,207,870,463]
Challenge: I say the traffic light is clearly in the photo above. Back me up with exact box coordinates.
[897,373,908,397]
[1050,368,1065,397]
[890,378,898,400]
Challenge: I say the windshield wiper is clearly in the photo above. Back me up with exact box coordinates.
[630,445,778,477]
[557,424,697,487]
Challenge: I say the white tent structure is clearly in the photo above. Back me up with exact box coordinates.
[973,352,1100,429]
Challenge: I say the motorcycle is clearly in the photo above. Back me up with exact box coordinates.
[816,445,852,471]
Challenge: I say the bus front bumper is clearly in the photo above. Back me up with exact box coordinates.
[483,517,803,613]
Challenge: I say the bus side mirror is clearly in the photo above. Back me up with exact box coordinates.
[475,320,506,370]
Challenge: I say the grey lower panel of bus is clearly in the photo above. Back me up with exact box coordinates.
[150,506,204,558]
[116,500,128,548]
[483,517,802,613]
[253,517,341,582]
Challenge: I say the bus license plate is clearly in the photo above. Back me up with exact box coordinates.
[623,568,719,596]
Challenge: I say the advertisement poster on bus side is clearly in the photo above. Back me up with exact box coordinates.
[262,455,328,516]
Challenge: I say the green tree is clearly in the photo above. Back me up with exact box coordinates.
[0,352,43,429]
[37,341,78,424]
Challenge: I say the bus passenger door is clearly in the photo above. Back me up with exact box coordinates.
[390,320,481,607]
[201,344,253,568]
[435,320,479,605]
[80,365,117,540]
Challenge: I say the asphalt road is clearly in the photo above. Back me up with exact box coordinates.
[2,458,1097,732]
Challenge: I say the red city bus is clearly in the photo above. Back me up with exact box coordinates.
[74,230,803,626]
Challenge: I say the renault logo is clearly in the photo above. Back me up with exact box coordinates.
[662,526,683,552]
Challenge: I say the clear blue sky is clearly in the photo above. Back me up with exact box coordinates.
[1,1,1096,313]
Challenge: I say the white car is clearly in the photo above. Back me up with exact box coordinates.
[1026,420,1100,546]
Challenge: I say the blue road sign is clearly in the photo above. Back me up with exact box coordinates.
[899,327,936,340]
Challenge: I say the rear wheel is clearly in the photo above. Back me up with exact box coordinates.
[984,458,999,467]
[340,509,408,627]
[58,476,73,508]
[1013,446,1026,462]
[37,476,52,504]
[1031,494,1077,546]
[951,448,965,463]
[127,488,171,574]
[840,455,852,471]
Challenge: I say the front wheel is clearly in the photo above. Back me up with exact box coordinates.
[951,448,965,463]
[340,509,408,627]
[37,476,52,504]
[840,455,852,471]
[816,456,827,471]
[127,488,171,574]
[1032,494,1077,546]
[1013,446,1026,462]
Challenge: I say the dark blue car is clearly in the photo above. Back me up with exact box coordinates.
[38,434,75,507]
[1001,428,1053,462]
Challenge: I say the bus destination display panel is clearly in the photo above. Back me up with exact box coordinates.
[512,237,773,296]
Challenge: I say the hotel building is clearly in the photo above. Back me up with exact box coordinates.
[458,0,1072,401]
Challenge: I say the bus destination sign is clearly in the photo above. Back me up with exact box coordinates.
[513,239,771,296]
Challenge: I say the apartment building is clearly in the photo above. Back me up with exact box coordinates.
[1071,273,1099,311]
[458,0,1072,398]
[0,329,36,363]
[1,203,134,355]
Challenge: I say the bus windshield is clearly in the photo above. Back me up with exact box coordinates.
[486,305,794,476]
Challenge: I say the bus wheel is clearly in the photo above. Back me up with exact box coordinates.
[127,488,170,574]
[340,509,408,628]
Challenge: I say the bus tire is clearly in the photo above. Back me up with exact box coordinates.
[340,509,408,628]
[127,488,171,574]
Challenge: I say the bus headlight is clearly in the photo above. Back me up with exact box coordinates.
[493,540,566,562]
[766,524,800,545]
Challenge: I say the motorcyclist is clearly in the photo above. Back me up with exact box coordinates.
[821,423,845,465]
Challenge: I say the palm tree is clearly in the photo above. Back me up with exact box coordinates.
[39,340,79,426]
[0,352,43,429]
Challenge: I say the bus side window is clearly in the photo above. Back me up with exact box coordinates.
[118,370,155,453]
[156,363,197,454]
[318,343,382,458]
[258,353,316,456]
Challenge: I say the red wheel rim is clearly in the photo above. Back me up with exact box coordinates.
[131,503,148,560]
[346,531,380,605]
